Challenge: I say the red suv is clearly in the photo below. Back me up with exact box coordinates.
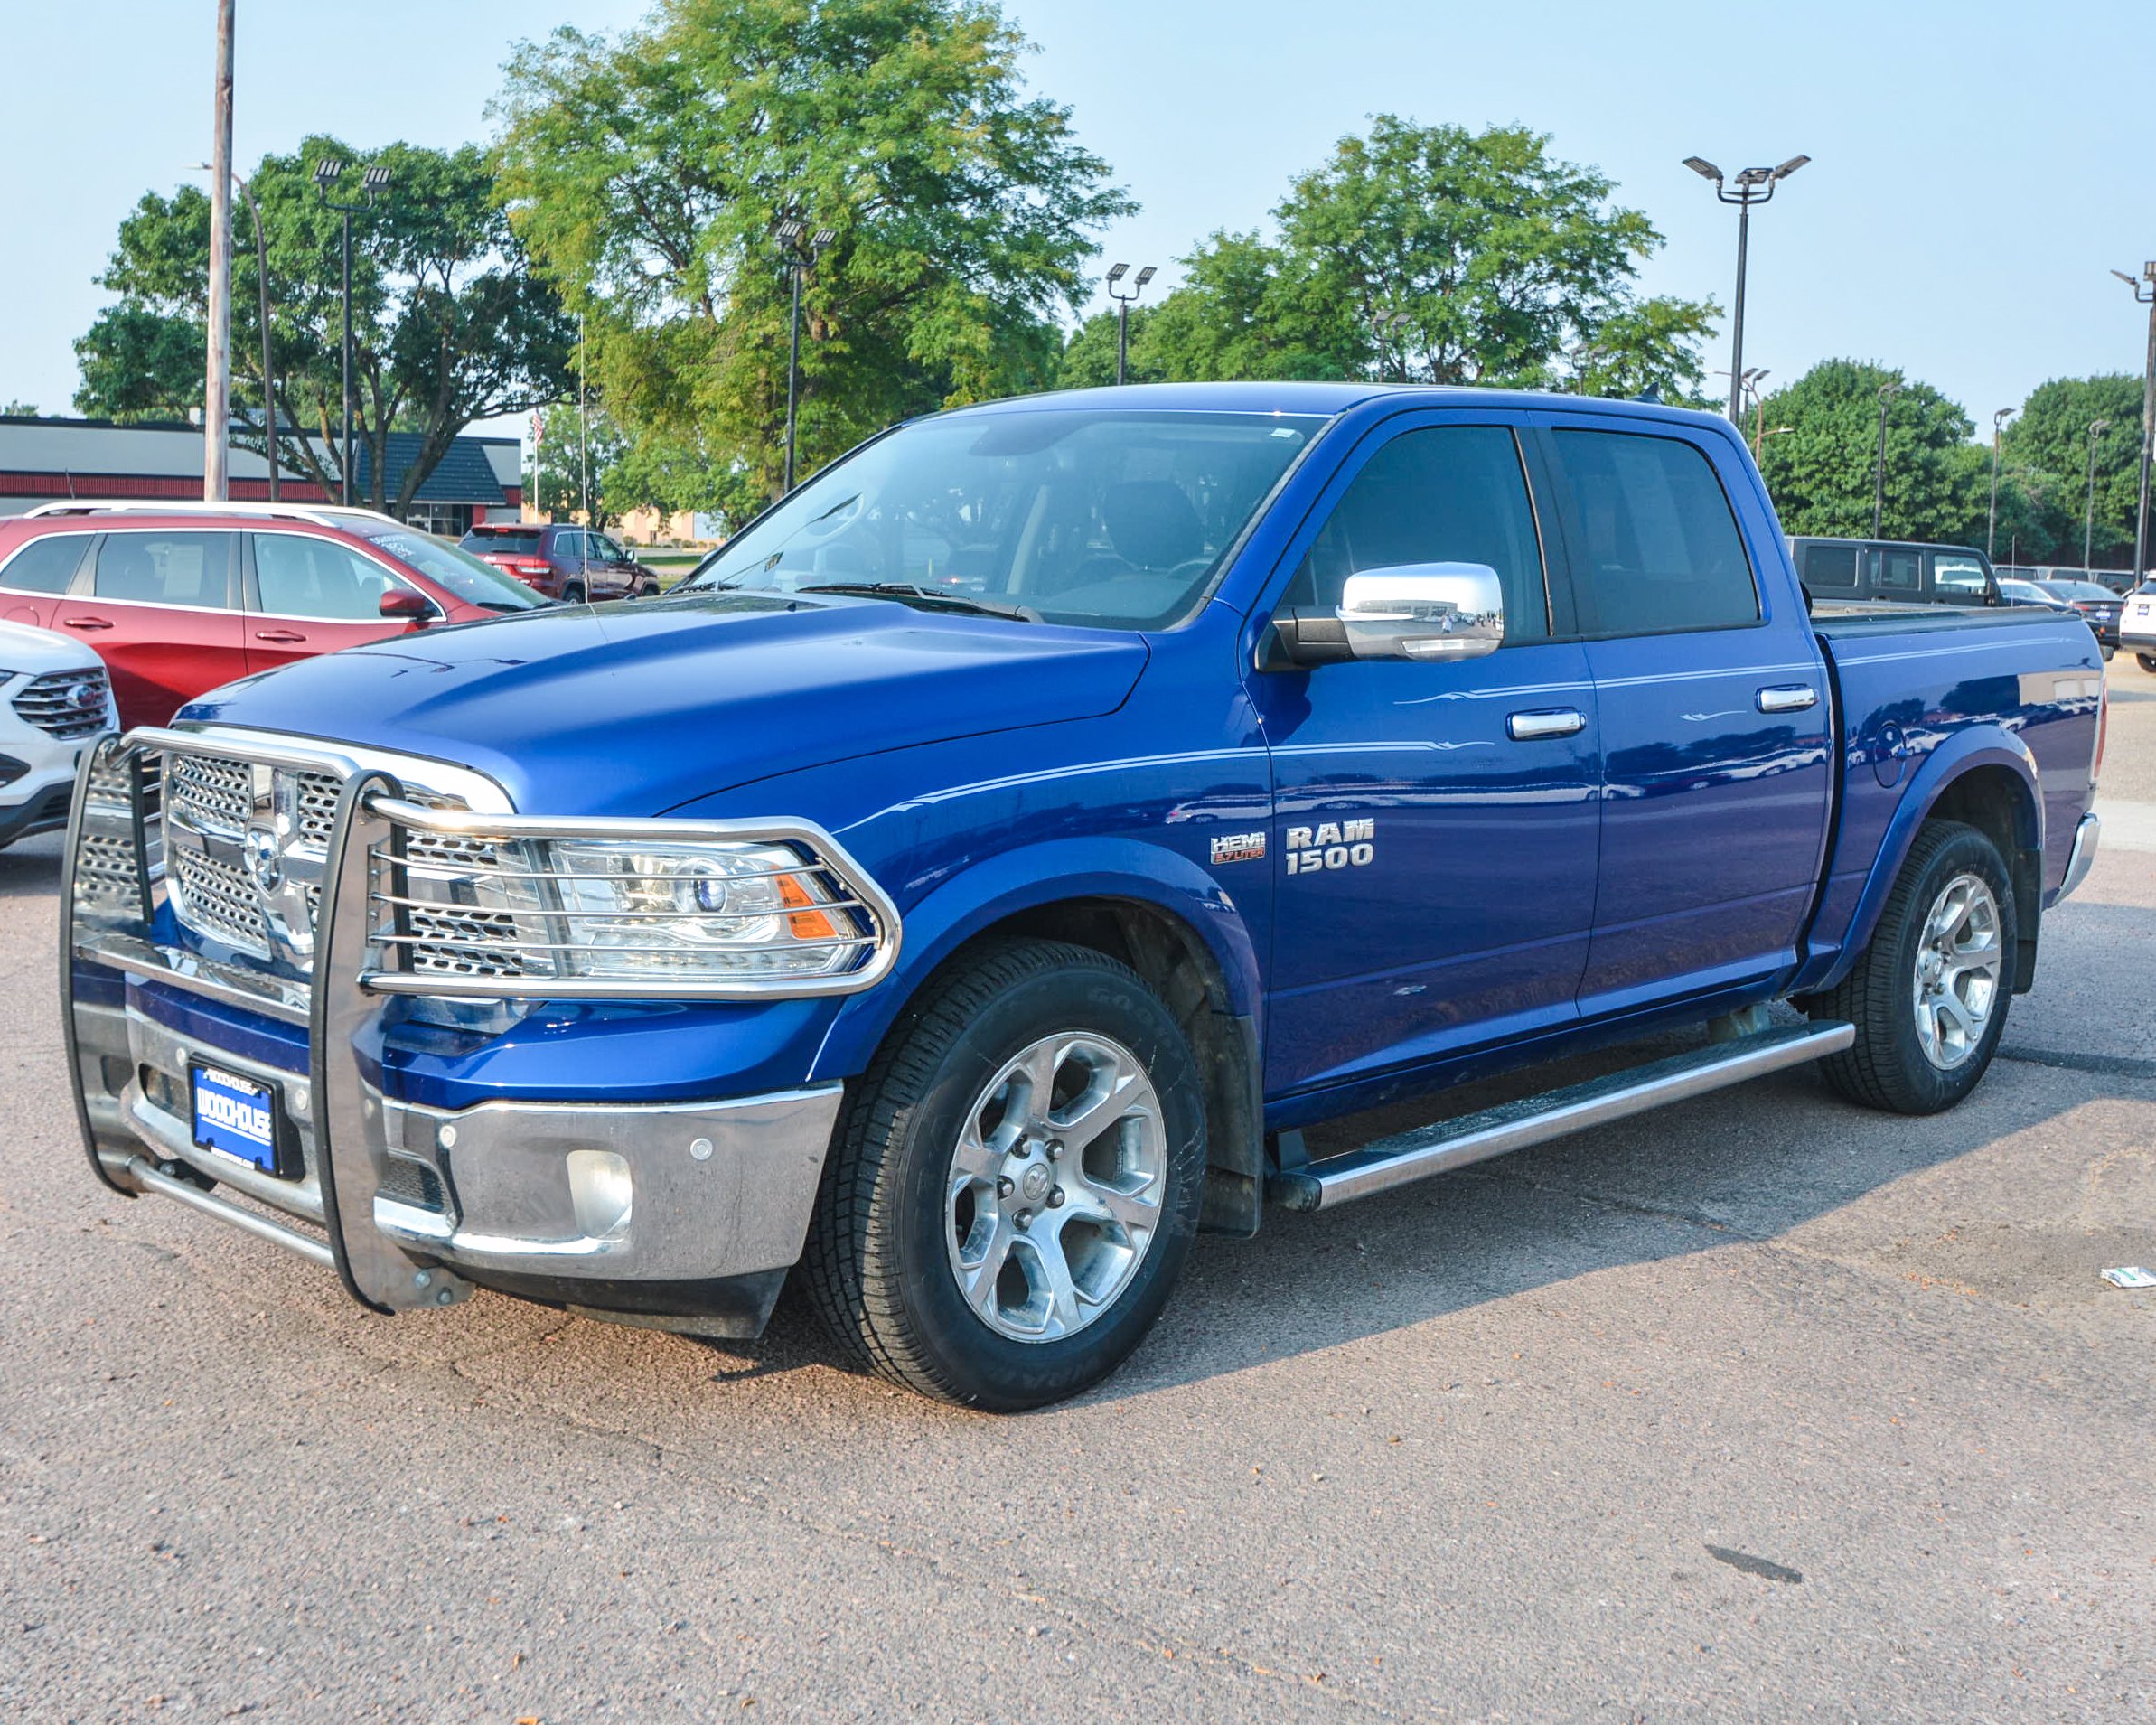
[458,521,653,602]
[0,502,548,729]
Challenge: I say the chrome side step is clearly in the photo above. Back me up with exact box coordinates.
[1268,1020,1855,1213]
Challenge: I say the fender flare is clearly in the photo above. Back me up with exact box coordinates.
[1813,726,2041,992]
[810,835,1264,1084]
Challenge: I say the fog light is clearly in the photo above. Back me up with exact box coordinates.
[567,1149,633,1238]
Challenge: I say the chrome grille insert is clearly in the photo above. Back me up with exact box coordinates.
[171,848,270,956]
[166,754,251,837]
[12,666,109,739]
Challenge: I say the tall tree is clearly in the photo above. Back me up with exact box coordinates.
[1754,360,1985,541]
[74,140,576,514]
[492,0,1130,501]
[1998,374,2144,567]
[1108,119,1715,398]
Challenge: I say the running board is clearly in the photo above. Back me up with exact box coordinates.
[1267,1021,1855,1213]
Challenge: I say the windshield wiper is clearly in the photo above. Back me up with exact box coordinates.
[799,581,1042,623]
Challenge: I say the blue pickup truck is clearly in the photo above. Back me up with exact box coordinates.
[61,384,2105,1409]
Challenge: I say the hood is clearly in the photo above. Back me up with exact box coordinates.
[177,593,1150,815]
[0,617,105,676]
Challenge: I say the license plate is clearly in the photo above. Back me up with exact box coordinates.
[191,1063,286,1177]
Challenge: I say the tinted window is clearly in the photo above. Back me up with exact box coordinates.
[465,527,541,556]
[91,531,234,607]
[1876,549,1920,592]
[1282,426,1547,642]
[253,533,398,620]
[1802,543,1859,590]
[593,534,628,562]
[0,532,94,593]
[346,522,543,612]
[1553,431,1758,634]
[1931,553,1990,597]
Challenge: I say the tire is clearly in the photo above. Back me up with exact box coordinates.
[801,938,1206,1411]
[562,582,587,605]
[1810,820,2016,1114]
[2099,643,2114,662]
[2139,652,2156,674]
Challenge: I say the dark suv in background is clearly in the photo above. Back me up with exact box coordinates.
[458,521,652,602]
[1789,536,2002,607]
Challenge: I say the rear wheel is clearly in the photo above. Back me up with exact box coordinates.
[562,581,587,605]
[2139,652,2156,674]
[1811,820,2015,1114]
[801,939,1206,1411]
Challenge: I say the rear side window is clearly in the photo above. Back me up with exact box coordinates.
[253,533,398,620]
[1802,543,1859,590]
[1283,426,1550,642]
[1552,430,1758,634]
[1875,548,1920,592]
[0,532,94,593]
[91,532,235,607]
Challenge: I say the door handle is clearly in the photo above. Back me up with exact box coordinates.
[253,630,307,643]
[1756,684,1819,713]
[62,616,114,631]
[1507,708,1587,741]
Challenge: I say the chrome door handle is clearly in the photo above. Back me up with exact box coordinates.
[253,630,307,643]
[1507,708,1587,741]
[1757,684,1819,713]
[62,616,114,630]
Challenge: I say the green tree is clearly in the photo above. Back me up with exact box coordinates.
[1755,360,1985,541]
[1998,375,2144,567]
[1055,305,1165,388]
[74,141,576,513]
[494,0,1130,502]
[1111,120,1714,396]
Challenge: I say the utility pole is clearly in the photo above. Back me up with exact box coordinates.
[2114,264,2156,577]
[1683,154,1809,421]
[577,312,589,523]
[2085,418,2112,572]
[1872,381,1900,539]
[1986,408,2014,561]
[203,0,235,501]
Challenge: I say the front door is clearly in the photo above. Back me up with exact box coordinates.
[1250,417,1602,1098]
[1542,422,1834,1011]
[244,530,422,675]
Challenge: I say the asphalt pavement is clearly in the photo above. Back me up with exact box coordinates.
[2,677,2151,1722]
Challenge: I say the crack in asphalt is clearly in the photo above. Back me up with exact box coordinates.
[2000,1043,2156,1081]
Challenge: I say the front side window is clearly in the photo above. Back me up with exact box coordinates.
[0,532,94,594]
[91,531,235,607]
[1553,430,1758,634]
[682,408,1326,631]
[1280,425,1549,642]
[345,522,543,612]
[253,533,398,620]
[1931,554,1990,597]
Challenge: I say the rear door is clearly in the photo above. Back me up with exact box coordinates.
[52,530,246,728]
[1543,421,1833,1013]
[1870,545,1923,603]
[0,530,98,628]
[244,530,423,674]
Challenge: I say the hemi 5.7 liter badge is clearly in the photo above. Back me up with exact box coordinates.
[1209,831,1267,865]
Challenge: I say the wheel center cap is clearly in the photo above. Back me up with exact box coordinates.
[1019,1163,1051,1203]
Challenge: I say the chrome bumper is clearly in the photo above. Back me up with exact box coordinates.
[60,738,846,1335]
[2056,811,2101,905]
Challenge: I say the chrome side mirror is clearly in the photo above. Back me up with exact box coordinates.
[1337,563,1505,661]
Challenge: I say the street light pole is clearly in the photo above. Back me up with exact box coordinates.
[2112,264,2156,577]
[1987,408,2014,562]
[1683,154,1809,421]
[1105,262,1156,386]
[314,158,391,508]
[1872,380,1900,539]
[774,220,838,493]
[2085,417,2112,572]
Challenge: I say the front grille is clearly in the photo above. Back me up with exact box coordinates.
[295,773,341,848]
[167,753,251,836]
[75,831,142,907]
[12,667,109,739]
[171,848,270,956]
[401,902,534,978]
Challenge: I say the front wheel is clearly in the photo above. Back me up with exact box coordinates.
[2139,652,2156,674]
[1810,820,2016,1114]
[801,939,1206,1410]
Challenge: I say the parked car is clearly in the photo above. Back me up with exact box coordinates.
[0,618,117,851]
[63,384,2104,1411]
[1997,577,2072,611]
[0,502,548,727]
[2036,578,2125,655]
[2123,578,2156,671]
[1790,536,2002,606]
[458,522,652,603]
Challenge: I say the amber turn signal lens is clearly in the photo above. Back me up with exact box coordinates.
[776,872,837,941]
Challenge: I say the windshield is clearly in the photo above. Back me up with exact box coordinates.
[350,522,548,612]
[681,408,1327,630]
[2041,580,2116,602]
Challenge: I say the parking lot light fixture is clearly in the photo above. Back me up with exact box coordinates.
[1988,408,2016,560]
[2114,264,2156,578]
[775,218,836,492]
[1872,380,1900,539]
[2086,417,2113,572]
[1106,261,1154,387]
[315,158,392,507]
[1686,151,1807,420]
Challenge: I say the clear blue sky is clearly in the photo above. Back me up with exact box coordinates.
[3,0,2151,436]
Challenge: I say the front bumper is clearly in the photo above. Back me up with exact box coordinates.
[61,736,852,1337]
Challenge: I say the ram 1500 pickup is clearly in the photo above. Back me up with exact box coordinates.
[61,385,2106,1409]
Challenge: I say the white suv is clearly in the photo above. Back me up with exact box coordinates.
[2123,580,2156,673]
[0,620,117,852]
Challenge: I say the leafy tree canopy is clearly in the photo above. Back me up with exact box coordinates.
[1754,360,1985,542]
[1997,374,2145,567]
[74,140,576,515]
[1088,119,1715,400]
[493,0,1130,500]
